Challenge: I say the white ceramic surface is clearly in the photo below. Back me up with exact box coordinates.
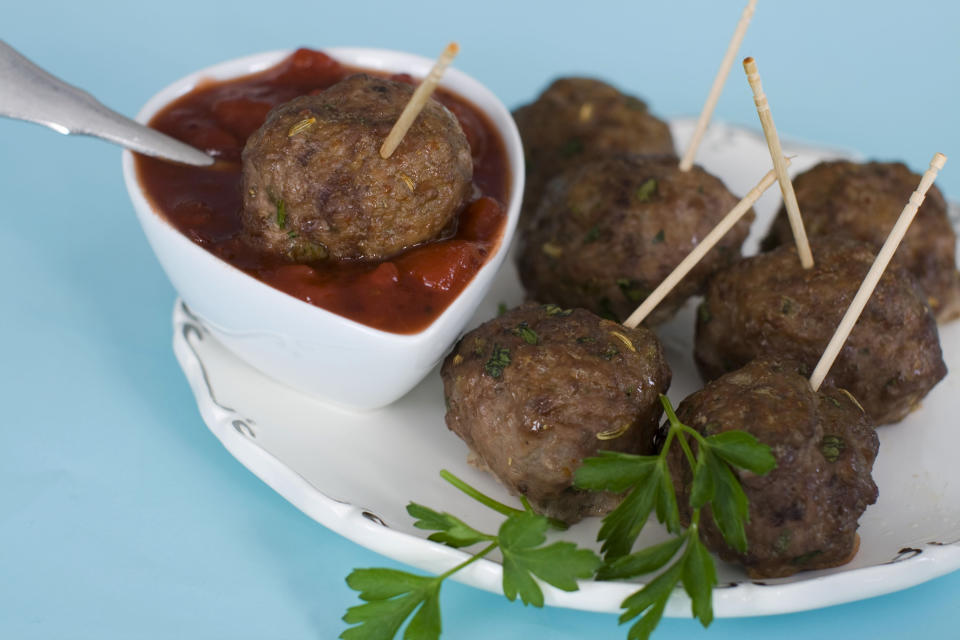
[171,119,960,617]
[122,49,524,410]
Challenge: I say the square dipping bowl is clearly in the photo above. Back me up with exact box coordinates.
[122,48,524,410]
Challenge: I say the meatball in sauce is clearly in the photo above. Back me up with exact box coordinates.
[136,49,510,334]
[240,74,473,262]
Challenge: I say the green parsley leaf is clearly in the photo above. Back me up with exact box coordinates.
[499,512,601,607]
[403,588,441,639]
[689,451,716,510]
[704,452,750,553]
[681,534,717,628]
[276,198,287,228]
[596,536,684,581]
[596,475,660,559]
[512,322,540,345]
[483,345,511,379]
[619,560,682,628]
[573,451,659,494]
[343,473,596,640]
[634,178,658,202]
[584,225,600,243]
[407,503,492,549]
[705,431,776,475]
[654,466,681,534]
[542,303,573,317]
[341,569,441,640]
[820,435,845,463]
[651,229,665,244]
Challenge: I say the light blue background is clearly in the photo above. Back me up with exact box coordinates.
[1,1,958,638]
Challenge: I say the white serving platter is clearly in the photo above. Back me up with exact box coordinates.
[171,119,960,617]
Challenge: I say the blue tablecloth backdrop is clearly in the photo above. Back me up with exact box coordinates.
[2,1,958,638]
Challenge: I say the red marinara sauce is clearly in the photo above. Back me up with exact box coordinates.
[135,48,510,334]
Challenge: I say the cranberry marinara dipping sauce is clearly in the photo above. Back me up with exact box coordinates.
[135,48,510,334]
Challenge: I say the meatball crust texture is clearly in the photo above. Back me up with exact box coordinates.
[695,237,946,425]
[513,77,675,226]
[240,74,473,261]
[669,358,879,578]
[441,303,671,524]
[762,160,960,322]
[518,156,753,325]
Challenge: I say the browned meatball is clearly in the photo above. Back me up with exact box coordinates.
[240,74,473,261]
[669,357,879,578]
[517,156,753,325]
[762,160,960,322]
[441,302,671,524]
[513,77,675,226]
[695,237,946,425]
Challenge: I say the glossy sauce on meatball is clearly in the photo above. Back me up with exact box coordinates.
[669,358,879,578]
[441,302,671,524]
[517,156,753,325]
[695,237,946,425]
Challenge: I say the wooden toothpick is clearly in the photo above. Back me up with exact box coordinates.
[809,152,947,391]
[679,0,757,172]
[743,56,814,269]
[622,159,789,329]
[380,42,459,159]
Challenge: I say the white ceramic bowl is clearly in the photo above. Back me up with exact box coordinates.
[122,48,524,410]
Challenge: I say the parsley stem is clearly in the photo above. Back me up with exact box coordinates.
[675,429,699,471]
[678,422,710,448]
[437,541,500,581]
[660,394,699,469]
[659,393,682,429]
[520,495,535,513]
[440,469,523,518]
[439,469,568,530]
[658,423,677,460]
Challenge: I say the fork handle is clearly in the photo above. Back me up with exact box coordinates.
[0,40,212,166]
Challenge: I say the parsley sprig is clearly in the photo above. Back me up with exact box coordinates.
[574,395,776,639]
[341,396,774,640]
[341,471,600,639]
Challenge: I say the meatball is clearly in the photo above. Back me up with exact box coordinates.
[669,357,879,578]
[441,302,671,524]
[695,237,946,425]
[762,160,960,322]
[240,73,473,261]
[517,156,753,325]
[513,77,675,226]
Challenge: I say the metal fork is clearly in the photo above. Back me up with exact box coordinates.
[0,40,213,166]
